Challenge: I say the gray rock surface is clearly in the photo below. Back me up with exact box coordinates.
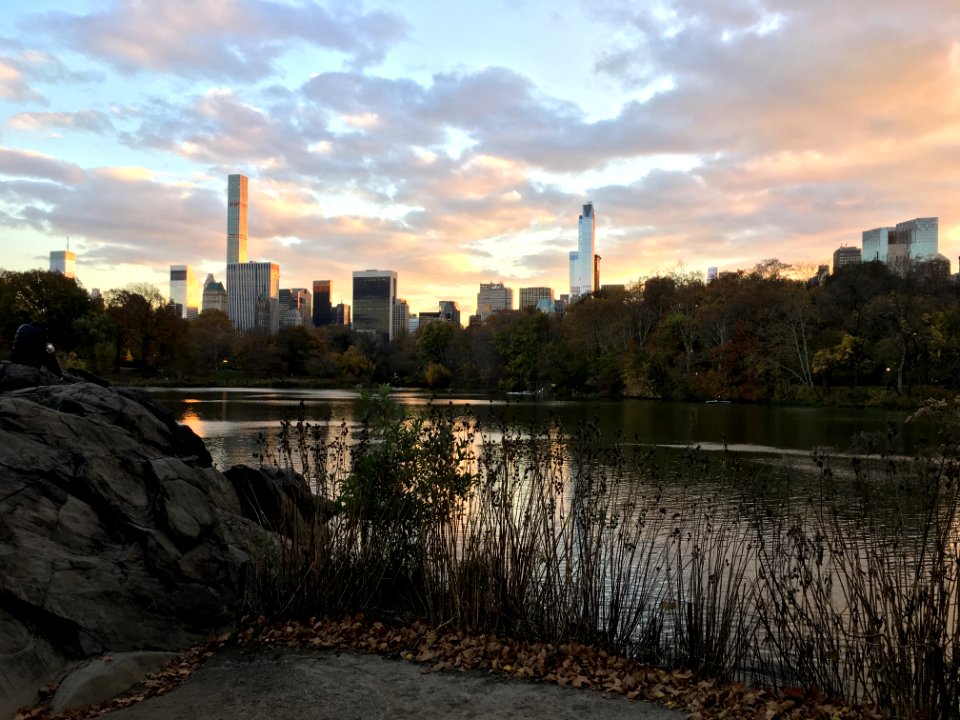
[0,377,280,719]
[101,646,688,720]
[50,651,178,712]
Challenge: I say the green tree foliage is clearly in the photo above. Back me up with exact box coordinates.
[0,270,93,353]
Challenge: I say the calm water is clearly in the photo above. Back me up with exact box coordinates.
[147,387,919,470]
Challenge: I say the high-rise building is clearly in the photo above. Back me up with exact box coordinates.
[334,303,351,326]
[50,250,76,279]
[312,280,332,326]
[477,282,513,321]
[438,300,461,325]
[862,227,893,263]
[707,267,719,283]
[169,264,200,319]
[352,270,397,341]
[227,174,248,266]
[861,217,938,275]
[201,274,228,314]
[279,288,311,328]
[393,299,410,339]
[833,246,862,273]
[228,262,280,333]
[519,287,554,311]
[569,202,596,298]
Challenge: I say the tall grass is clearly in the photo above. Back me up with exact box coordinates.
[249,391,960,719]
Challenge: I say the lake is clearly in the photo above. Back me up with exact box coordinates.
[147,387,920,471]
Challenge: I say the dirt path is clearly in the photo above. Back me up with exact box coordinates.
[101,645,687,720]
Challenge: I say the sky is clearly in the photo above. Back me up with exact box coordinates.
[1,0,959,319]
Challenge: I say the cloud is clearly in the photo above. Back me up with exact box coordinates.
[0,147,85,184]
[29,0,407,81]
[0,55,46,104]
[8,110,115,134]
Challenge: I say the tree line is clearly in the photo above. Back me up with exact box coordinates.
[2,259,959,403]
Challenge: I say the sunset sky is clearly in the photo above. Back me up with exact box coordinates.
[1,0,959,318]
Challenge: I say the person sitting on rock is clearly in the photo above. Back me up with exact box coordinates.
[10,323,62,377]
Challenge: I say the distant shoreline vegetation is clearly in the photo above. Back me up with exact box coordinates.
[2,259,959,408]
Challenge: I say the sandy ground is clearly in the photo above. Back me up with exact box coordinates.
[100,645,688,720]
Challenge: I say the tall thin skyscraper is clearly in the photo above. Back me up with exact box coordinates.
[227,174,248,266]
[569,202,596,298]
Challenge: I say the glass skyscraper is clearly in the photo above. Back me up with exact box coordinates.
[569,202,596,298]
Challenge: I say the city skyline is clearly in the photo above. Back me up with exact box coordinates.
[2,1,959,319]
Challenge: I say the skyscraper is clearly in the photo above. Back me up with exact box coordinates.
[862,227,892,263]
[352,270,397,341]
[569,202,596,298]
[393,299,410,338]
[832,246,862,274]
[519,287,554,310]
[228,262,280,333]
[227,174,248,266]
[279,288,312,327]
[169,264,200,319]
[438,300,461,325]
[861,217,938,274]
[50,250,76,279]
[312,280,332,326]
[477,282,513,321]
[201,274,228,314]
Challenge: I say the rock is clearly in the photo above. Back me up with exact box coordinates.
[0,379,285,718]
[50,651,178,713]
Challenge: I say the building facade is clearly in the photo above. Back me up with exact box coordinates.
[227,262,280,333]
[312,280,332,326]
[352,270,397,341]
[393,299,410,339]
[201,274,228,314]
[832,246,862,273]
[227,174,248,266]
[477,282,513,321]
[862,227,892,263]
[438,300,461,325]
[169,264,200,319]
[569,202,597,298]
[519,287,554,310]
[861,217,938,274]
[50,250,76,279]
[334,303,351,326]
[279,287,312,328]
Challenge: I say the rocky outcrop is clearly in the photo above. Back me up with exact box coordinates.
[0,374,282,718]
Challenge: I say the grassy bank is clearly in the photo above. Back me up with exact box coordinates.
[246,389,958,718]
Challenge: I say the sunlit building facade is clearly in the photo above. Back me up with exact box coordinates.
[227,174,248,266]
[477,282,513,321]
[569,202,596,298]
[861,217,938,274]
[50,250,76,279]
[169,264,200,319]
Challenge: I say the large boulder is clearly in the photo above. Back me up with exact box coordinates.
[0,375,281,718]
